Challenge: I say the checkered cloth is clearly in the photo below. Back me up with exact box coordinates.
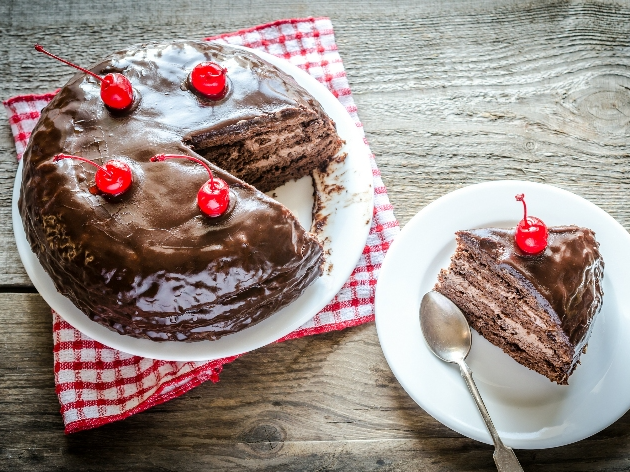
[3,17,399,434]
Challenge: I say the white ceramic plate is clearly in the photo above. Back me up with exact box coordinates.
[375,180,630,449]
[12,46,373,361]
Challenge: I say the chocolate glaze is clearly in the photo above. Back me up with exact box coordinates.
[459,226,604,351]
[19,41,331,341]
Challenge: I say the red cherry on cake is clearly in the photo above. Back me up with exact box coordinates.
[189,62,228,100]
[515,193,548,254]
[99,73,134,110]
[150,154,230,217]
[35,44,134,111]
[53,154,133,196]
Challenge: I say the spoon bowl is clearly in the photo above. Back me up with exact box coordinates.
[419,291,471,364]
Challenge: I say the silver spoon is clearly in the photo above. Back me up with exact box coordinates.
[420,291,524,472]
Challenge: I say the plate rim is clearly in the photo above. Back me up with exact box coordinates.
[375,179,630,449]
[12,45,374,361]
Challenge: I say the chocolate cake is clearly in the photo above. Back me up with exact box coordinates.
[19,40,344,341]
[435,226,604,384]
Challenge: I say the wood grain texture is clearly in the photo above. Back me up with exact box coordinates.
[1,293,630,471]
[1,0,630,470]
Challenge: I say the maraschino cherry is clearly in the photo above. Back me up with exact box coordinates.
[189,62,228,100]
[53,154,133,196]
[35,44,134,111]
[150,154,230,217]
[515,193,548,254]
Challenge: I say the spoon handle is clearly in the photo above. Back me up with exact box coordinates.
[458,360,524,472]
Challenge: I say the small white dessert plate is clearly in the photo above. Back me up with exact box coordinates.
[375,180,630,449]
[12,46,373,361]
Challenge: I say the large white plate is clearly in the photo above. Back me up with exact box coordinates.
[12,46,373,361]
[375,180,630,449]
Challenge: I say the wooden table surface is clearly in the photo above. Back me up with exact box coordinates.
[2,0,630,470]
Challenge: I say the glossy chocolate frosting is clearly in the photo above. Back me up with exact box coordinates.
[460,226,604,351]
[19,41,328,341]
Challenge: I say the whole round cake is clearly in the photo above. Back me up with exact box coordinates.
[19,40,344,341]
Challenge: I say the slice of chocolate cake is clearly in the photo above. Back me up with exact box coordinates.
[435,226,604,385]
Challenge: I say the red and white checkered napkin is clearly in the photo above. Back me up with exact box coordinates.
[4,17,399,433]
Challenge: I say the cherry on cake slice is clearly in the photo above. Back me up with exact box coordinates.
[434,195,604,385]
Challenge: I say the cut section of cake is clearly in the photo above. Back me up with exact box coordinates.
[434,226,604,384]
[184,105,343,193]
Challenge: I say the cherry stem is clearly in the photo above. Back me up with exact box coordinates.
[150,154,215,186]
[35,44,103,83]
[53,153,111,176]
[515,193,529,229]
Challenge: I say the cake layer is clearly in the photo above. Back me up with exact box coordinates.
[19,41,335,341]
[436,245,575,383]
[187,110,342,192]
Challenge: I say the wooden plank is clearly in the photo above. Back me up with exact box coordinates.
[2,0,630,470]
[1,293,630,470]
[2,0,630,284]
